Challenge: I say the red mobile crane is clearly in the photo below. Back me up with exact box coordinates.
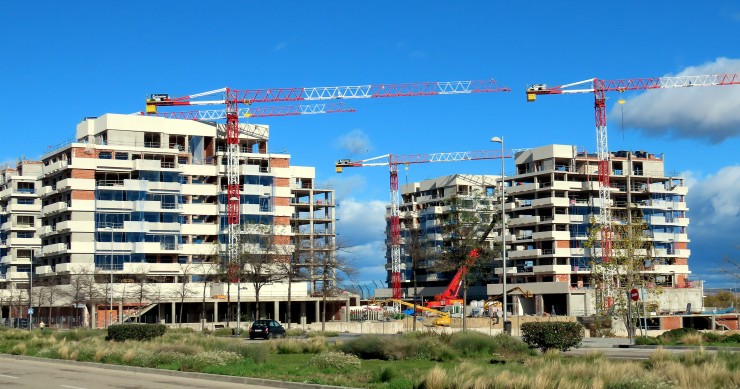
[526,73,740,306]
[145,80,510,275]
[336,150,511,302]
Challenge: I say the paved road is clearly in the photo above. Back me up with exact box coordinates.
[0,356,283,389]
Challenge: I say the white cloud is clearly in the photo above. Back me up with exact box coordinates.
[273,42,287,52]
[685,165,740,286]
[336,198,388,283]
[326,175,367,199]
[336,129,373,155]
[613,57,740,143]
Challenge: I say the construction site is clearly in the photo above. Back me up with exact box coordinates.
[0,75,738,336]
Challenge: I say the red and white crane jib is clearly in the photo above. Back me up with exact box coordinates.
[336,149,510,301]
[138,102,356,121]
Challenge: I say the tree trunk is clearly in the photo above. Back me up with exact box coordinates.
[462,281,467,331]
[201,278,207,331]
[287,270,292,329]
[255,288,261,321]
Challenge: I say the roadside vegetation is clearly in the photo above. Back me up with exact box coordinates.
[635,327,740,347]
[1,326,739,388]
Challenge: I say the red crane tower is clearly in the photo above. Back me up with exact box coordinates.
[145,80,510,275]
[335,150,510,302]
[526,73,740,306]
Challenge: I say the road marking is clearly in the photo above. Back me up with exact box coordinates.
[60,385,87,389]
[0,373,19,379]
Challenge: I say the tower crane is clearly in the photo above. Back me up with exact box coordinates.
[526,72,740,307]
[145,80,509,278]
[335,149,511,302]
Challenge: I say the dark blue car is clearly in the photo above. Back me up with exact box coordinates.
[248,319,286,339]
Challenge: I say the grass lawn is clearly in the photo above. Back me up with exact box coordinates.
[1,327,739,388]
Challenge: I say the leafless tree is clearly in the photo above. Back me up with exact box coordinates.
[128,265,155,323]
[172,263,195,327]
[311,238,357,331]
[238,223,290,322]
[63,266,103,328]
[199,246,220,331]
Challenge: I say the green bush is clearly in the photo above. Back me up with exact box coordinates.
[307,331,339,338]
[285,328,305,337]
[657,327,697,343]
[308,351,361,371]
[723,333,740,344]
[107,324,166,342]
[702,332,725,343]
[634,336,661,345]
[338,335,386,359]
[212,328,235,337]
[521,322,584,352]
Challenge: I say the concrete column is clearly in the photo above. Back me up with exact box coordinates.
[170,302,176,324]
[274,301,280,323]
[90,305,96,329]
[345,298,350,322]
[300,301,307,325]
[315,300,320,324]
[213,301,218,322]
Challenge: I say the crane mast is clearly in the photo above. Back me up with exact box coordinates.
[526,72,740,309]
[336,149,510,302]
[146,79,509,282]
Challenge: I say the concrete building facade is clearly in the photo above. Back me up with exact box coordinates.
[0,114,349,328]
[387,145,702,317]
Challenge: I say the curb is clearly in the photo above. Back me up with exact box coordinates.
[0,354,355,389]
[613,345,740,351]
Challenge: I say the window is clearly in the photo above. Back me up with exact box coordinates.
[99,151,112,159]
[115,152,129,160]
[17,232,33,238]
[16,198,34,205]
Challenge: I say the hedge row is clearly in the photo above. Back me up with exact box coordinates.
[521,322,584,352]
[107,324,166,342]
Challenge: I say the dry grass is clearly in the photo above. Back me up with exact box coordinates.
[680,332,705,346]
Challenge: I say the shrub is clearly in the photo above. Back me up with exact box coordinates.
[308,351,360,371]
[702,332,724,343]
[723,333,740,344]
[680,332,704,346]
[374,366,398,383]
[658,327,698,344]
[521,322,584,352]
[212,328,235,337]
[307,331,339,338]
[338,335,386,359]
[634,336,660,345]
[107,324,166,342]
[285,328,305,337]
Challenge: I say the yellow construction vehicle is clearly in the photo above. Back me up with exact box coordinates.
[484,287,533,310]
[380,298,452,327]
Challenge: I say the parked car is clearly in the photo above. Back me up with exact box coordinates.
[248,319,285,339]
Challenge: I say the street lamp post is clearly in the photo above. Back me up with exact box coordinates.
[490,137,508,334]
[109,225,114,326]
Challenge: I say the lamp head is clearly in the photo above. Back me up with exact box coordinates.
[490,136,503,143]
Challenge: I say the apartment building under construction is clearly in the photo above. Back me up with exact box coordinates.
[386,145,701,317]
[0,114,349,328]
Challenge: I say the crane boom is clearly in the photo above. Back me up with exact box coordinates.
[526,72,740,310]
[336,150,511,303]
[145,78,509,297]
[147,80,509,111]
[137,103,355,121]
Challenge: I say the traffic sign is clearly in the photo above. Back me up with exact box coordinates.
[630,288,639,301]
[27,308,34,315]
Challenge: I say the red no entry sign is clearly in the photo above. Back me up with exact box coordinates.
[630,288,640,301]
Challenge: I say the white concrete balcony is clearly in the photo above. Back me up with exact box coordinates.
[0,255,11,264]
[0,188,10,200]
[243,184,272,196]
[493,265,517,275]
[35,265,53,275]
[532,264,572,273]
[508,248,540,259]
[509,215,539,227]
[134,159,164,171]
[6,271,29,281]
[182,223,219,235]
[41,242,69,256]
[42,159,69,175]
[42,202,68,216]
[181,243,218,256]
[532,230,570,241]
[133,200,165,213]
[0,221,11,231]
[182,203,218,215]
[532,197,570,208]
[507,182,537,195]
[96,241,134,252]
[148,181,181,192]
[54,263,95,274]
[571,248,585,256]
[57,220,93,233]
[552,181,583,191]
[6,237,39,246]
[39,225,54,237]
[181,183,218,196]
[96,200,133,211]
[133,242,182,253]
[147,222,181,232]
[96,159,135,170]
[569,215,585,223]
[652,232,689,242]
[7,203,39,213]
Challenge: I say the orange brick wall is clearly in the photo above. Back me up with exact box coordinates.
[555,274,569,282]
[717,316,739,330]
[676,274,688,286]
[73,148,96,158]
[275,177,290,187]
[72,191,95,200]
[274,198,289,206]
[676,242,687,249]
[274,236,291,245]
[71,169,95,179]
[674,258,688,265]
[275,216,291,225]
[556,240,569,248]
[661,316,681,330]
[270,158,290,168]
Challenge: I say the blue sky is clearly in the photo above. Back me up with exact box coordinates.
[1,1,738,289]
